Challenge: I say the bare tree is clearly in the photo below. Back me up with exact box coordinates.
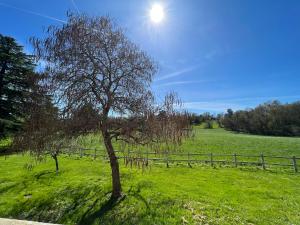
[31,13,190,199]
[13,74,66,174]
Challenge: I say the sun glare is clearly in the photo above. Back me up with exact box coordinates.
[150,4,164,23]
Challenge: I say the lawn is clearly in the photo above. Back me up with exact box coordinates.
[0,128,300,224]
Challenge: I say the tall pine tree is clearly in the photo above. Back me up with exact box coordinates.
[0,34,35,137]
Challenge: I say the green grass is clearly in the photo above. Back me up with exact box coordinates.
[1,128,300,224]
[79,127,300,156]
[1,154,300,225]
[182,127,300,156]
[0,137,12,153]
[77,127,300,169]
[198,121,220,129]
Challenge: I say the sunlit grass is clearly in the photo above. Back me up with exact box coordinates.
[75,127,300,156]
[0,154,300,225]
[0,137,12,151]
[1,128,300,224]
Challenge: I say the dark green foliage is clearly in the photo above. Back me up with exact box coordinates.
[0,34,35,137]
[189,112,222,129]
[66,103,101,135]
[13,87,60,156]
[222,101,300,136]
[12,72,67,173]
[189,112,215,125]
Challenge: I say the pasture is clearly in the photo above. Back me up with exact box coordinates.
[77,127,300,156]
[1,128,300,225]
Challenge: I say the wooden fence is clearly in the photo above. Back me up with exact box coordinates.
[63,147,299,173]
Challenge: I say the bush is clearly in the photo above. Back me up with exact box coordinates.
[203,121,214,129]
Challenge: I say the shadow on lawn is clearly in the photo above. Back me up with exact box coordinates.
[1,167,153,225]
[78,184,151,225]
[78,194,126,225]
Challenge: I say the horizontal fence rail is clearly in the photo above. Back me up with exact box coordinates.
[62,147,299,173]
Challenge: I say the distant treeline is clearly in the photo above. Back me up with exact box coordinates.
[189,112,222,129]
[189,112,215,125]
[222,101,300,137]
[188,101,300,136]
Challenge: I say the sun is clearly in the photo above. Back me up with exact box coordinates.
[149,4,164,23]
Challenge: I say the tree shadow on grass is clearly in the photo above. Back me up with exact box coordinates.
[34,170,55,179]
[78,183,151,225]
[1,179,106,223]
[127,185,150,210]
[1,168,154,225]
[0,182,19,194]
[78,194,126,225]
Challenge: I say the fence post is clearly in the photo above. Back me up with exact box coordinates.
[128,149,132,166]
[166,151,169,168]
[146,150,149,167]
[261,154,266,170]
[123,149,126,164]
[94,148,97,160]
[234,153,237,167]
[80,148,83,158]
[188,152,192,168]
[210,153,213,167]
[292,156,298,173]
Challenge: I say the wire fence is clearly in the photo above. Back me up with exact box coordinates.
[62,146,299,173]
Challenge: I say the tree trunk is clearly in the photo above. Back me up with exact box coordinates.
[102,130,122,199]
[52,154,59,174]
[0,61,7,98]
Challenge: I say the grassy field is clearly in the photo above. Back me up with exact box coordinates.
[76,127,300,171]
[1,128,300,224]
[183,128,300,156]
[76,127,300,155]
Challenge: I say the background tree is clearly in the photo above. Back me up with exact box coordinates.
[203,120,214,129]
[188,112,221,129]
[66,102,101,135]
[0,34,35,137]
[222,101,300,136]
[31,13,190,199]
[13,74,65,174]
[216,113,223,128]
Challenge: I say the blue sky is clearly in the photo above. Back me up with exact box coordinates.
[1,0,300,113]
